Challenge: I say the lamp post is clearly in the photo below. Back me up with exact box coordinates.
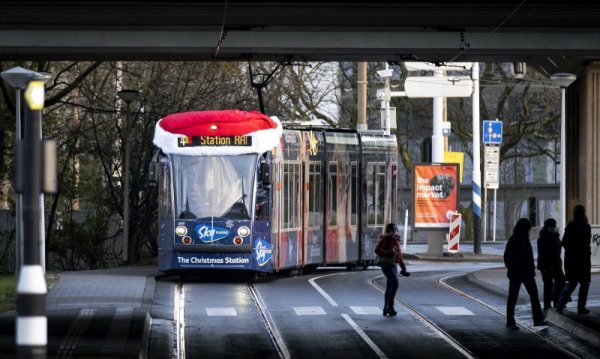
[550,73,576,233]
[1,67,51,273]
[117,89,139,265]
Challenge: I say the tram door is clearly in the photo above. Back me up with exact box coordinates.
[359,134,398,262]
[273,131,303,270]
[302,130,326,266]
[324,132,360,264]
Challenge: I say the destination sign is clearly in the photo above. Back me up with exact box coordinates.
[178,135,252,147]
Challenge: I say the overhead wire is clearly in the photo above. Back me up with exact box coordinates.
[444,0,527,65]
[213,0,229,59]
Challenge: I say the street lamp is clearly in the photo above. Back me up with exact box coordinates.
[1,67,52,273]
[550,73,576,234]
[117,89,139,265]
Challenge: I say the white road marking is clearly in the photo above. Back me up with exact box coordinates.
[293,306,326,315]
[342,314,388,359]
[174,284,186,359]
[206,307,238,316]
[436,306,475,316]
[350,306,382,315]
[308,274,340,306]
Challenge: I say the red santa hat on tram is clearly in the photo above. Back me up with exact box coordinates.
[153,110,282,156]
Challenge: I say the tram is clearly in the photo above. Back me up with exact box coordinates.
[149,110,398,273]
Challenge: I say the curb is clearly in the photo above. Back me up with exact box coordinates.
[410,253,503,263]
[545,309,600,346]
[465,268,600,346]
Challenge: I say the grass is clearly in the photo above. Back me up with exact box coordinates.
[0,275,16,312]
[0,273,58,313]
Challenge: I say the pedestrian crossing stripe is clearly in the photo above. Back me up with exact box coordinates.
[350,306,381,315]
[293,306,327,315]
[206,307,237,316]
[435,306,474,316]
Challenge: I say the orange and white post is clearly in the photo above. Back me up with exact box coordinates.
[448,212,461,253]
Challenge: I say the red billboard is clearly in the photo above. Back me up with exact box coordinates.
[413,164,459,230]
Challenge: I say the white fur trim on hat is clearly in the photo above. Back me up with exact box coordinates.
[153,116,282,156]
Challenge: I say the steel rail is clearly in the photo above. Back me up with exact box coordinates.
[436,272,581,359]
[370,275,476,359]
[248,283,291,359]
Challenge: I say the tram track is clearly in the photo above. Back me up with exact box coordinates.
[174,281,186,359]
[369,275,476,359]
[171,279,288,359]
[248,283,291,359]
[436,272,581,359]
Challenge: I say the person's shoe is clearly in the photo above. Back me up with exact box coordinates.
[543,306,551,311]
[556,306,564,314]
[388,307,397,316]
[533,320,548,327]
[577,308,590,314]
[506,324,519,331]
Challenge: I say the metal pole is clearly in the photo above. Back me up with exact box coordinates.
[559,87,566,234]
[483,188,487,243]
[15,89,24,273]
[123,102,131,264]
[550,73,576,233]
[471,62,482,254]
[403,209,409,253]
[16,81,47,358]
[431,69,444,163]
[384,63,391,135]
[493,188,497,242]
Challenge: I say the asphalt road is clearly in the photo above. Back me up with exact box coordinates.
[145,259,598,359]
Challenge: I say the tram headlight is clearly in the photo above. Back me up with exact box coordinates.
[237,226,251,237]
[175,226,188,236]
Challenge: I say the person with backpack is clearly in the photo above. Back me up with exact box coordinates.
[504,218,546,330]
[537,218,566,310]
[557,205,592,315]
[375,223,410,317]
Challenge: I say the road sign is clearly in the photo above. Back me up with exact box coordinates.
[482,120,503,144]
[484,145,500,189]
[404,76,473,98]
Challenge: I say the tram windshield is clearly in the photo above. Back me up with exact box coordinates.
[172,154,257,220]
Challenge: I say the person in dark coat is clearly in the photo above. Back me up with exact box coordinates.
[557,205,592,314]
[537,218,566,310]
[375,223,410,317]
[504,218,546,330]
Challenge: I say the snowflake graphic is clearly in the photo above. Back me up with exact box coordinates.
[225,220,234,229]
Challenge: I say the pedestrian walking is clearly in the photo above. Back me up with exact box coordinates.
[537,218,566,310]
[557,205,592,315]
[375,223,410,317]
[504,218,546,330]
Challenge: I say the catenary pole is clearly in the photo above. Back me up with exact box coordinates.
[471,62,482,254]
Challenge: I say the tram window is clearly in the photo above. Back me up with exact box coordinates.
[366,162,386,226]
[328,162,337,226]
[308,162,322,227]
[283,162,301,229]
[376,164,386,224]
[172,154,256,219]
[159,158,172,219]
[351,163,357,225]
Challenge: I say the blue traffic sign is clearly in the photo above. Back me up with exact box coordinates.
[482,120,503,144]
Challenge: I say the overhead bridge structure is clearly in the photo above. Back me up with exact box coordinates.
[1,0,600,221]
